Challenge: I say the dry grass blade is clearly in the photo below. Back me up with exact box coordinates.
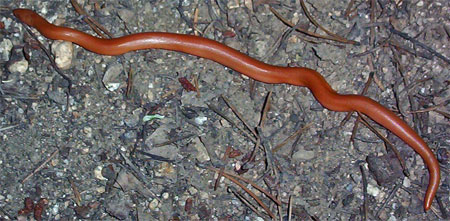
[206,166,281,206]
[0,124,19,132]
[206,166,276,219]
[272,122,313,153]
[22,149,59,184]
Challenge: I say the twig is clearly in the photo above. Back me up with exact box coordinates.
[68,177,82,206]
[136,150,175,163]
[348,71,375,143]
[277,195,283,221]
[299,0,357,45]
[193,74,200,98]
[256,127,277,181]
[272,122,313,153]
[369,0,376,46]
[176,0,195,29]
[436,196,448,219]
[70,0,113,38]
[359,163,368,221]
[207,103,257,143]
[388,26,450,64]
[214,146,232,191]
[244,134,261,172]
[205,165,281,205]
[344,0,356,18]
[256,92,278,178]
[0,206,14,220]
[407,101,448,114]
[375,181,402,218]
[258,91,272,129]
[261,27,293,62]
[340,72,374,127]
[357,112,409,176]
[228,186,268,219]
[126,66,134,97]
[434,110,450,119]
[0,93,42,100]
[153,133,197,147]
[22,25,72,97]
[221,95,258,137]
[398,76,433,96]
[117,149,158,199]
[269,7,358,44]
[71,1,138,97]
[288,195,293,221]
[205,166,276,219]
[22,149,59,184]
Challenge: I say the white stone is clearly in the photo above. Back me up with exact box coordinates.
[148,198,159,210]
[367,184,380,197]
[51,40,73,70]
[8,59,28,74]
[94,165,107,180]
[0,38,13,60]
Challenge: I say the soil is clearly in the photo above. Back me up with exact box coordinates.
[0,0,448,220]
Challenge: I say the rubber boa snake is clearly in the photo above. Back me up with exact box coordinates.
[13,8,440,211]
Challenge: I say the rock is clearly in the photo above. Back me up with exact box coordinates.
[117,9,135,24]
[7,59,28,74]
[51,40,73,70]
[103,62,123,91]
[146,145,179,161]
[292,149,315,161]
[124,108,142,127]
[190,137,210,162]
[47,88,67,104]
[0,38,13,60]
[114,170,155,198]
[148,198,159,210]
[105,198,131,220]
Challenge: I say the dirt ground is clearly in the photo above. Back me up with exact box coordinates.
[1,0,448,220]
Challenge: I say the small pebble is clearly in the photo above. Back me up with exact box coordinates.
[7,59,28,74]
[0,38,13,60]
[94,166,107,180]
[162,192,170,199]
[51,40,73,70]
[148,198,159,210]
[436,148,448,164]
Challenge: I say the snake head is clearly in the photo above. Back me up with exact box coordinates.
[13,9,36,27]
